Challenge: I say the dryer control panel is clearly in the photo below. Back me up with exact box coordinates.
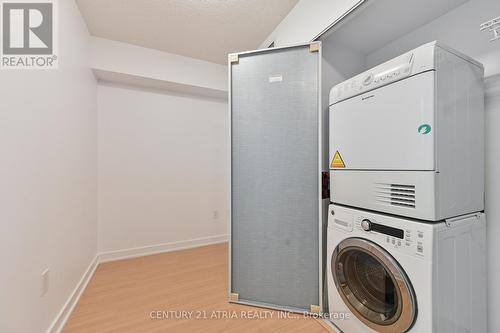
[331,56,413,103]
[329,41,438,105]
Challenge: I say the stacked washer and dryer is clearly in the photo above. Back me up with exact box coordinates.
[327,41,487,333]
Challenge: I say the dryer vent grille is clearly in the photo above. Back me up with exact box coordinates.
[375,183,416,208]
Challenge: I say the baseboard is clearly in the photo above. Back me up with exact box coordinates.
[98,234,229,263]
[46,234,228,333]
[46,254,99,333]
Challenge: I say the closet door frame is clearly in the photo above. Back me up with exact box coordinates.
[227,42,324,313]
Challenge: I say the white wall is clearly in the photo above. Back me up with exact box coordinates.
[321,40,366,109]
[320,41,366,170]
[90,37,228,99]
[260,0,364,48]
[0,1,97,332]
[485,73,500,333]
[97,84,228,254]
[366,0,500,75]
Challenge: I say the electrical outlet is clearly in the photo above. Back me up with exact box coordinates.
[213,210,219,219]
[41,269,49,297]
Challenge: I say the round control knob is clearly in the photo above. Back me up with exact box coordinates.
[361,219,372,231]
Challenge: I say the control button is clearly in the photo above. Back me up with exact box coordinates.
[418,231,424,238]
[363,73,374,86]
[386,237,390,243]
[392,239,395,245]
[361,219,372,231]
[397,240,401,246]
[417,245,424,253]
[406,241,411,246]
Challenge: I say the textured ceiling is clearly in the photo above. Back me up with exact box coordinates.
[76,0,299,64]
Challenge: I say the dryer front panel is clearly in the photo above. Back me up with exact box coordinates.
[329,71,435,171]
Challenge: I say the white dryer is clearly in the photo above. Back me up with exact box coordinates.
[329,41,484,221]
[327,204,486,333]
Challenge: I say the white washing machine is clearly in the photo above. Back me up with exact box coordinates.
[327,204,486,333]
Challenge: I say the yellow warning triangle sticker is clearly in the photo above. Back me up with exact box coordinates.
[331,151,346,168]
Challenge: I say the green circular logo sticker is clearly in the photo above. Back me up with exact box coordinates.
[418,124,432,135]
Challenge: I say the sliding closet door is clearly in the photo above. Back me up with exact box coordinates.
[229,43,321,312]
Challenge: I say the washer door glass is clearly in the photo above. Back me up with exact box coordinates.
[332,238,417,333]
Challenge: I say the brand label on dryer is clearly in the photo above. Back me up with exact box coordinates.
[418,124,432,135]
[268,75,283,83]
[331,151,346,168]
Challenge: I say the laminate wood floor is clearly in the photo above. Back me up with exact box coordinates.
[64,243,334,333]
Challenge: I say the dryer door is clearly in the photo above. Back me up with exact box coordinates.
[329,71,435,171]
[331,237,417,333]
